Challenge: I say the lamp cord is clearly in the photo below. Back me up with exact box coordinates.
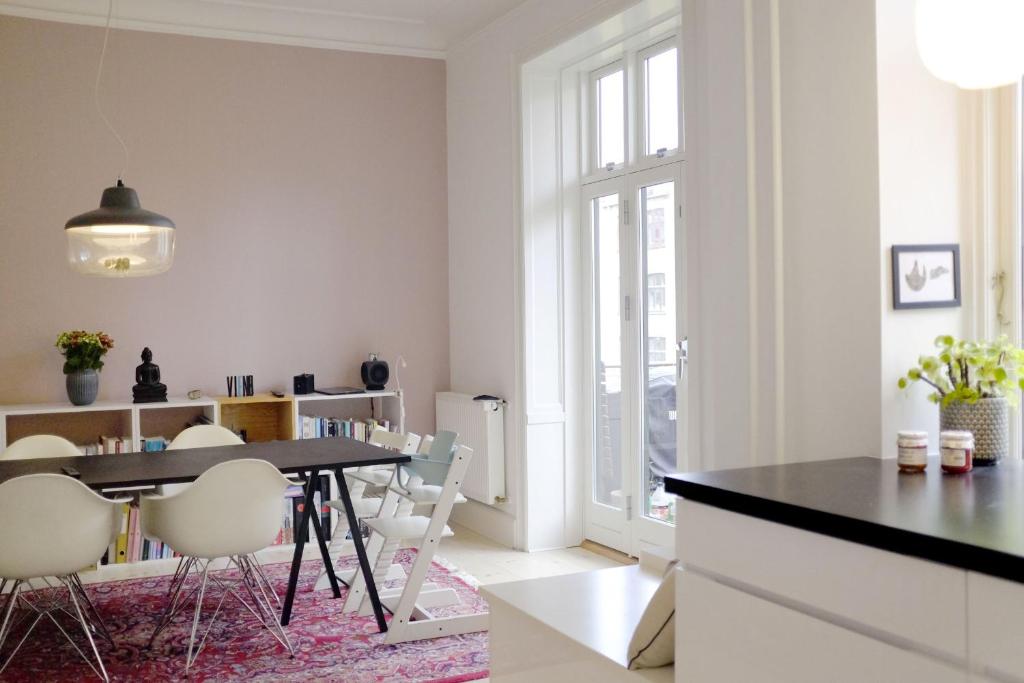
[95,0,129,180]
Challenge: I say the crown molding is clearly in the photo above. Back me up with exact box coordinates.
[0,0,448,59]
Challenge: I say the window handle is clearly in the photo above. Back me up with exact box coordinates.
[656,147,668,158]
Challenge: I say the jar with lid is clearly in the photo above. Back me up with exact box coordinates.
[897,431,928,473]
[940,430,974,474]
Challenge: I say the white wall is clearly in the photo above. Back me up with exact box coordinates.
[876,0,970,457]
[684,0,883,470]
[447,0,643,547]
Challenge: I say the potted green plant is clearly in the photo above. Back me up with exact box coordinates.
[56,330,114,406]
[900,335,1024,465]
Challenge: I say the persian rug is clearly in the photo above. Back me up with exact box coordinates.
[0,550,489,682]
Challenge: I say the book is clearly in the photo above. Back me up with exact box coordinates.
[115,503,130,563]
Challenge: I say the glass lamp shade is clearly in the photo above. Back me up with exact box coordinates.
[65,182,175,277]
[916,0,1024,89]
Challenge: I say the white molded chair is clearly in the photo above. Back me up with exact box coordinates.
[2,435,81,460]
[156,425,246,592]
[0,474,129,681]
[141,459,294,672]
[166,425,244,451]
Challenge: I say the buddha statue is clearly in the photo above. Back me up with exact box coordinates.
[132,347,167,403]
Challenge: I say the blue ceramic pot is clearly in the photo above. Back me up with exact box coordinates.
[66,368,99,406]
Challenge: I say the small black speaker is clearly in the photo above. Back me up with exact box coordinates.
[293,373,315,395]
[360,355,389,391]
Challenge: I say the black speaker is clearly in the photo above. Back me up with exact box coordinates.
[360,355,389,391]
[293,373,315,395]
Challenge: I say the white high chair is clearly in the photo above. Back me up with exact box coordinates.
[312,428,421,591]
[343,442,486,644]
[0,474,129,682]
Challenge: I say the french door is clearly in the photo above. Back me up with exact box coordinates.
[583,163,684,557]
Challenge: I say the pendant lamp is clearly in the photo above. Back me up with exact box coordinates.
[916,0,1024,89]
[65,0,175,277]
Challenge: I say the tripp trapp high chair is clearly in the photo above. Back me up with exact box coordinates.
[343,433,485,643]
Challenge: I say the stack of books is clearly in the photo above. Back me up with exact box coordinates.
[298,415,391,441]
[78,435,132,455]
[140,436,167,452]
[273,474,332,545]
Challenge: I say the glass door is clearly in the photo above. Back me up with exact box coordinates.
[583,165,683,556]
[583,178,632,552]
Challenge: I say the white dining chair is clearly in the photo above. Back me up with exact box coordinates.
[141,458,294,672]
[156,425,245,593]
[2,434,81,460]
[0,474,129,681]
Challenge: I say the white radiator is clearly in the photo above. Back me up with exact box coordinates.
[436,392,506,505]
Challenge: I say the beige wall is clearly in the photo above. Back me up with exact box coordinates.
[0,16,449,434]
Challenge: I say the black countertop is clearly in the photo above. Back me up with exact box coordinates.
[666,457,1024,583]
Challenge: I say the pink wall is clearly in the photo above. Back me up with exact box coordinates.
[0,16,449,434]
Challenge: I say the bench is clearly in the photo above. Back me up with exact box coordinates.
[481,557,674,682]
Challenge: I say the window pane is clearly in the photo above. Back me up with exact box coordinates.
[597,70,625,169]
[641,181,677,524]
[593,193,623,508]
[644,47,679,156]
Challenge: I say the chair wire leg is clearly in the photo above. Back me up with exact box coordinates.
[236,556,294,656]
[248,555,283,607]
[63,575,110,682]
[68,573,113,647]
[0,580,22,665]
[148,556,204,649]
[185,561,211,673]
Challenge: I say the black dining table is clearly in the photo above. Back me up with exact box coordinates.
[0,437,410,632]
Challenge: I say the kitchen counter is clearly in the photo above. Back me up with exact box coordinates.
[666,455,1024,583]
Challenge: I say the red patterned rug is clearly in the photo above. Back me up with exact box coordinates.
[0,550,489,682]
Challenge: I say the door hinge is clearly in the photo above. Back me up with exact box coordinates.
[623,198,629,224]
[624,295,631,321]
[678,204,683,219]
[625,495,633,520]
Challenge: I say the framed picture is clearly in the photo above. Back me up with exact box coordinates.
[891,244,961,309]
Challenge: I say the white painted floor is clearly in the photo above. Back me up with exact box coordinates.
[437,523,629,585]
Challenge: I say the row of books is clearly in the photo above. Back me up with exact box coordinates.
[77,435,169,455]
[274,475,332,545]
[101,503,179,565]
[298,415,390,441]
[77,435,133,455]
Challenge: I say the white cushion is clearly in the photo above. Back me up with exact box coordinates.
[627,565,677,670]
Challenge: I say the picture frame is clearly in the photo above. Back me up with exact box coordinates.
[891,244,961,310]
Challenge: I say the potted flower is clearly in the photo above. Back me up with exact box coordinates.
[899,335,1024,465]
[56,330,114,406]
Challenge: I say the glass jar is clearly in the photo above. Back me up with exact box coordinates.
[940,430,974,474]
[897,431,928,473]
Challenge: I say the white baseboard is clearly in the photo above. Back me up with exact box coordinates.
[451,498,517,548]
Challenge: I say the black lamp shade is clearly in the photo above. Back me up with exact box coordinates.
[65,182,175,230]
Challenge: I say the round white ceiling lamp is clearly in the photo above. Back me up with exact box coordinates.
[916,0,1024,89]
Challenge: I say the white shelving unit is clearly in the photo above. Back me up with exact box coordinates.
[0,396,218,452]
[291,389,405,436]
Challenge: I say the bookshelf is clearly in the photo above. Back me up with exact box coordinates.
[0,397,218,452]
